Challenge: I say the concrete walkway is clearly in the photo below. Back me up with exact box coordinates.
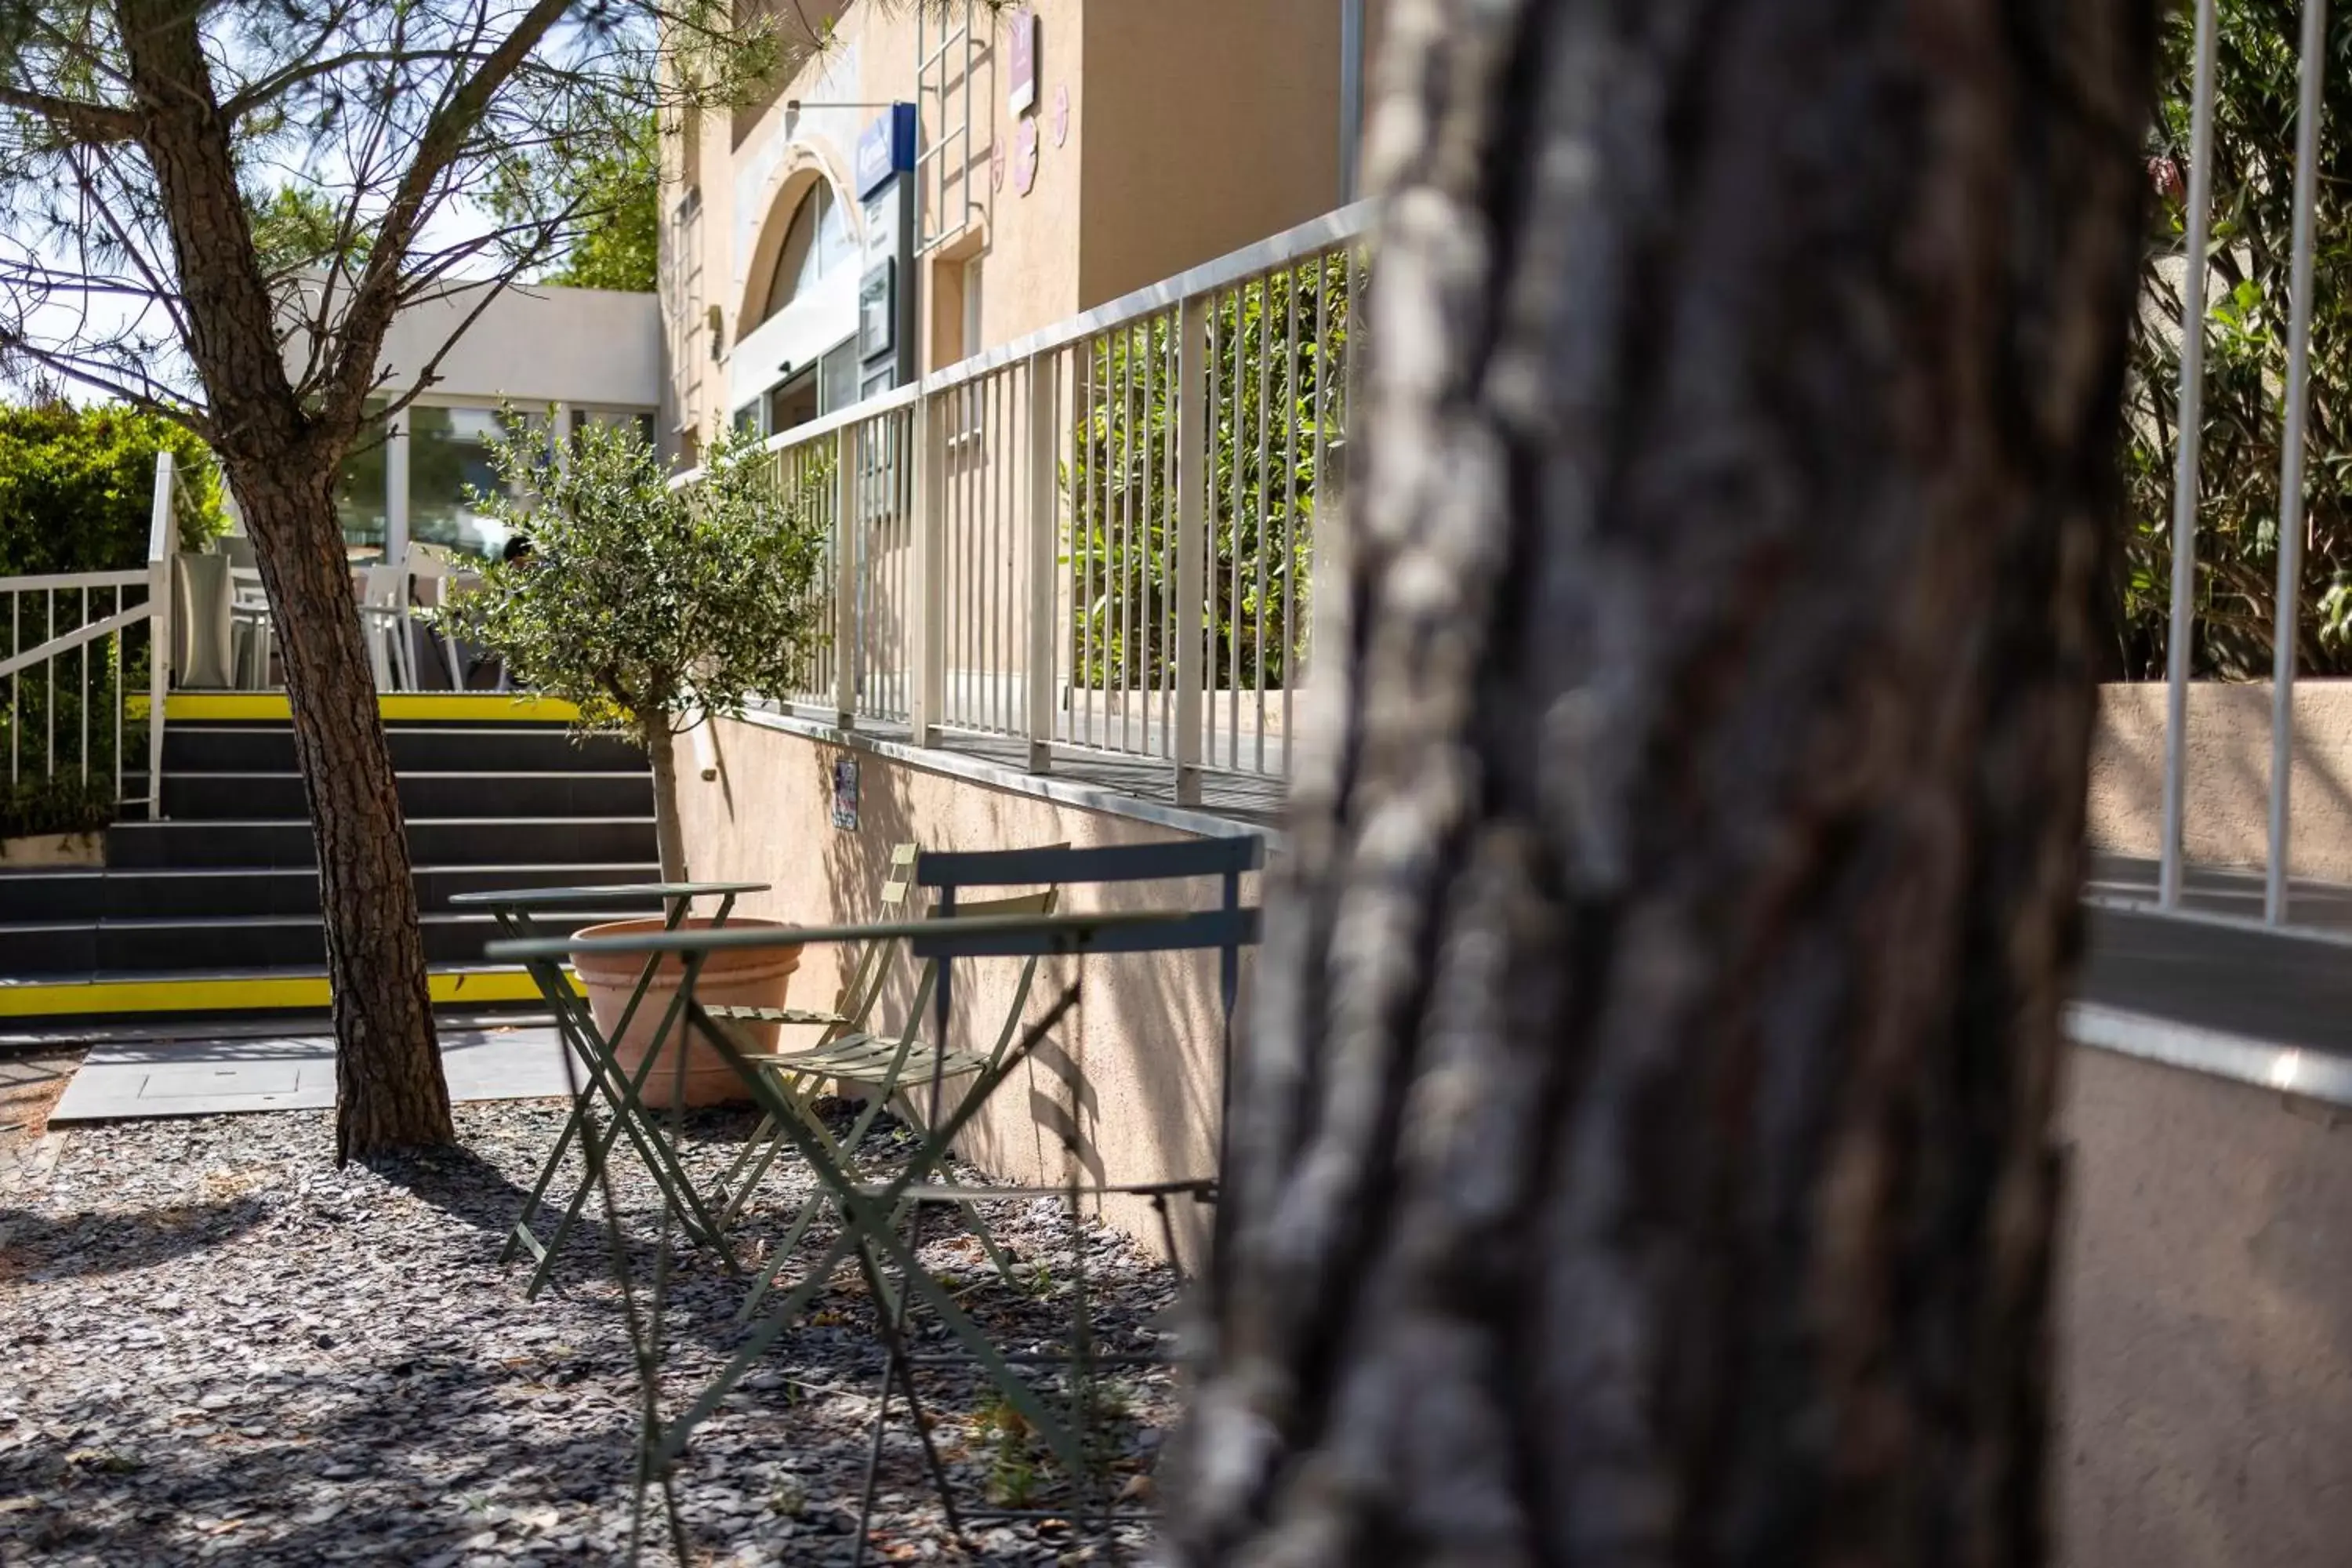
[49,1022,572,1122]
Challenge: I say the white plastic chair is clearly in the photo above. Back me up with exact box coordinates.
[403,541,469,689]
[216,535,274,689]
[357,564,416,691]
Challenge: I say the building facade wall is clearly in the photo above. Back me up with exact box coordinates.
[1076,0,1345,309]
[662,1,1364,446]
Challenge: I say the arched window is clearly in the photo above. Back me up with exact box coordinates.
[760,180,854,323]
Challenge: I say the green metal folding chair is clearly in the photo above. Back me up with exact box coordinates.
[705,842,922,1226]
[720,884,1062,1319]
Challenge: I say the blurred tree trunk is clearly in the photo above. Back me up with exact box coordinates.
[1172,0,2155,1563]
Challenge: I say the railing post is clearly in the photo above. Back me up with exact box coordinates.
[833,430,858,729]
[1173,296,1209,806]
[1025,354,1057,772]
[145,450,176,820]
[911,390,947,745]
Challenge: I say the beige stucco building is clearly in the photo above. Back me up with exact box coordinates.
[660,0,1374,456]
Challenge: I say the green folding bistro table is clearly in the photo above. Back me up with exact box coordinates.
[485,907,1192,1494]
[452,880,767,1298]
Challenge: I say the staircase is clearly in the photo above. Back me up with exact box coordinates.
[0,710,663,1022]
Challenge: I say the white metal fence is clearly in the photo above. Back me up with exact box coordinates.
[0,452,178,823]
[749,201,1370,804]
[2132,0,2332,934]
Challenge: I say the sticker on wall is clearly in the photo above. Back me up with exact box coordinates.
[1014,116,1039,197]
[990,138,1006,191]
[1052,85,1070,147]
[830,757,859,831]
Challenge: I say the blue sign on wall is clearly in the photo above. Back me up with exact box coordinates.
[855,103,917,198]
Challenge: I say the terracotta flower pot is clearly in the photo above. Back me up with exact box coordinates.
[570,916,804,1109]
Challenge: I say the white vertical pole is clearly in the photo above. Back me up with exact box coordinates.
[1339,0,1366,205]
[145,451,176,820]
[1025,354,1058,772]
[2160,0,2221,910]
[834,430,859,728]
[1174,295,1210,806]
[2266,0,2330,927]
[387,404,412,564]
[913,390,946,743]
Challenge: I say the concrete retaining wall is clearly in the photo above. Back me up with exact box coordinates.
[2089,680,2352,881]
[2056,1046,2352,1567]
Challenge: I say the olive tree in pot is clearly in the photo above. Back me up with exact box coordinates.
[437,417,829,1104]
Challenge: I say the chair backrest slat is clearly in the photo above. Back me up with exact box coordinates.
[830,840,924,1033]
[916,836,1261,893]
[916,834,1268,1175]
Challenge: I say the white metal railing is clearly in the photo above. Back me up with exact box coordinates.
[748,201,1372,803]
[2125,0,2333,935]
[0,452,179,825]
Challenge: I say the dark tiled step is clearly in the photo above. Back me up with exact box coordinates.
[0,862,664,924]
[0,909,649,980]
[162,723,645,775]
[160,769,655,821]
[107,818,658,869]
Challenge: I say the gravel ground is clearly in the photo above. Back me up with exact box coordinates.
[0,1098,1184,1566]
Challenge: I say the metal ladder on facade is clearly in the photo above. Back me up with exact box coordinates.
[914,0,983,254]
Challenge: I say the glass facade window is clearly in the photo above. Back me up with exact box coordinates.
[818,337,860,416]
[570,407,658,446]
[336,401,390,557]
[409,405,514,560]
[760,181,855,324]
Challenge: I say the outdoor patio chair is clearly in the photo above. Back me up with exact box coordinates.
[402,540,472,689]
[357,563,415,691]
[815,835,1263,1545]
[720,880,1064,1321]
[220,534,273,688]
[705,840,923,1226]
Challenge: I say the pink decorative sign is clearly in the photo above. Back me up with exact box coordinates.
[1007,8,1038,115]
[1014,116,1039,196]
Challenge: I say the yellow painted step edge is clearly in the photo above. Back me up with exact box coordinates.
[129,692,583,724]
[0,967,578,1018]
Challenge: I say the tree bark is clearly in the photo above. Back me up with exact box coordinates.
[1171,2,2154,1565]
[238,474,453,1161]
[645,722,689,885]
[118,0,449,1157]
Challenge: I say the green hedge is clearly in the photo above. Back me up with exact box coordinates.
[0,401,225,575]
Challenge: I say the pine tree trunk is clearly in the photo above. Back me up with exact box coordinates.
[1171,2,2154,1563]
[644,722,689,885]
[115,0,452,1160]
[237,474,452,1161]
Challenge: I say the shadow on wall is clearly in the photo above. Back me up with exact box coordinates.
[677,717,1250,1264]
[2088,681,2352,883]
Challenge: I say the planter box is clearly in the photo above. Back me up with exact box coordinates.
[0,832,103,868]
